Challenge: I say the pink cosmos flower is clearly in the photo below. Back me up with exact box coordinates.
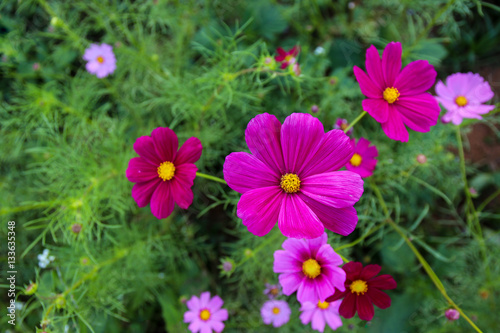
[345,138,378,178]
[83,43,116,78]
[334,118,353,136]
[184,292,228,333]
[273,233,346,303]
[275,46,300,69]
[126,127,202,219]
[223,113,364,239]
[261,300,291,327]
[263,283,282,299]
[435,72,495,125]
[445,308,460,321]
[300,299,343,332]
[354,42,440,142]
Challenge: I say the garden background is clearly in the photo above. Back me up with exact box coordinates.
[1,0,500,332]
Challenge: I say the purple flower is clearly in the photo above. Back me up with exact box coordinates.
[300,300,343,332]
[83,43,116,78]
[273,233,346,303]
[354,42,440,142]
[445,308,460,321]
[435,72,495,125]
[263,283,282,299]
[126,127,203,219]
[184,292,228,333]
[261,300,291,327]
[345,138,378,178]
[334,118,353,136]
[223,113,364,239]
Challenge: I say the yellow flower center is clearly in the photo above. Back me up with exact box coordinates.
[157,161,176,181]
[455,95,467,107]
[272,307,280,314]
[383,87,400,104]
[97,56,104,63]
[284,55,295,63]
[317,301,330,309]
[199,309,211,321]
[350,279,368,295]
[350,153,362,167]
[280,173,301,193]
[302,259,321,279]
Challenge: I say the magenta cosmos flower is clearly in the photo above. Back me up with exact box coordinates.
[445,308,460,321]
[273,233,346,303]
[345,138,378,178]
[184,292,228,333]
[275,46,299,69]
[300,299,343,332]
[354,42,440,142]
[261,300,291,327]
[435,72,495,125]
[326,262,396,321]
[126,127,202,219]
[83,43,116,78]
[223,113,364,239]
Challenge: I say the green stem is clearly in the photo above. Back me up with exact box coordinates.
[196,172,227,185]
[344,111,367,133]
[477,188,500,213]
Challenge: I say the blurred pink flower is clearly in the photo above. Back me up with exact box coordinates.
[345,138,378,178]
[261,300,291,327]
[334,118,353,136]
[184,292,228,333]
[275,46,300,69]
[445,308,460,321]
[83,43,116,78]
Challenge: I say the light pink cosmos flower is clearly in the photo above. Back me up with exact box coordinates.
[300,299,343,332]
[184,292,228,333]
[273,233,346,303]
[126,127,202,219]
[354,42,440,142]
[261,300,291,328]
[435,72,495,125]
[263,283,282,299]
[345,138,378,178]
[223,113,364,239]
[83,43,116,78]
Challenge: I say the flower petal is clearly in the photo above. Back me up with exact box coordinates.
[126,157,158,182]
[301,171,364,208]
[311,309,326,332]
[324,306,343,331]
[301,129,354,178]
[281,238,312,262]
[306,233,328,258]
[394,60,436,95]
[281,113,325,174]
[316,245,344,271]
[132,178,160,208]
[326,289,347,303]
[359,264,381,280]
[380,106,409,142]
[365,45,385,90]
[342,262,363,281]
[279,272,304,296]
[368,274,397,290]
[171,163,197,209]
[278,194,324,239]
[133,135,163,165]
[223,152,279,194]
[199,291,211,307]
[367,288,392,309]
[353,66,383,99]
[297,276,317,303]
[245,113,285,174]
[237,186,283,237]
[174,137,203,165]
[151,127,178,162]
[150,181,175,219]
[273,250,303,273]
[382,42,402,87]
[356,294,374,321]
[396,94,440,132]
[362,98,389,123]
[186,295,200,311]
[208,295,224,311]
[210,320,225,333]
[320,265,346,295]
[211,308,228,321]
[339,292,357,319]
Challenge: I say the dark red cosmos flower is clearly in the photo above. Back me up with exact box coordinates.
[275,46,300,69]
[326,262,396,321]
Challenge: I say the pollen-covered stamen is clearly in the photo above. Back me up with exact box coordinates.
[157,161,176,181]
[280,173,301,193]
[302,259,321,279]
[272,307,280,314]
[317,301,329,309]
[383,87,400,104]
[350,279,368,295]
[97,56,104,64]
[199,309,211,321]
[270,288,279,296]
[455,95,468,107]
[350,153,362,167]
[284,55,295,64]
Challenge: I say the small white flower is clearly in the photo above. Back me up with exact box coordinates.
[348,2,356,9]
[38,249,56,268]
[314,46,325,55]
[15,301,24,310]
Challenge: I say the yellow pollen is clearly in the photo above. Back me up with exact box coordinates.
[317,301,330,310]
[157,161,176,181]
[455,95,467,107]
[350,153,362,167]
[280,173,301,193]
[199,309,211,321]
[97,56,104,63]
[383,87,400,104]
[270,288,278,296]
[272,307,280,314]
[350,280,368,295]
[284,55,294,63]
[302,259,321,279]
